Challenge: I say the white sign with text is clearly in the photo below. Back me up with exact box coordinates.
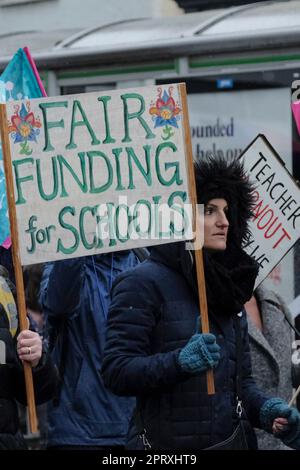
[241,135,300,288]
[3,84,193,265]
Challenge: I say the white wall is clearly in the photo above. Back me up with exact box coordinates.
[0,0,182,34]
[188,88,295,304]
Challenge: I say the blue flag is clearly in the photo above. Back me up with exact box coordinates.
[0,48,44,246]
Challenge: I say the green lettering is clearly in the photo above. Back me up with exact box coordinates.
[39,101,68,151]
[13,158,34,205]
[133,199,152,237]
[126,145,152,190]
[58,152,87,197]
[149,194,171,239]
[66,100,100,150]
[121,93,155,143]
[57,206,79,254]
[152,195,163,239]
[95,202,116,247]
[87,151,113,194]
[25,215,37,253]
[112,147,125,191]
[168,191,187,236]
[36,156,59,201]
[155,142,183,187]
[97,96,116,144]
[115,203,130,243]
[79,205,97,249]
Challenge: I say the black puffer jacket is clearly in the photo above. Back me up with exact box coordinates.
[0,300,58,449]
[102,242,270,449]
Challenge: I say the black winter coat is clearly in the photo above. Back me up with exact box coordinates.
[0,303,58,450]
[102,242,270,449]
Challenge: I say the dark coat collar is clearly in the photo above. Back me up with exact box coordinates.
[150,242,258,319]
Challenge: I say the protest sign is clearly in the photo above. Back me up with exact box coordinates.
[0,84,194,265]
[1,83,216,394]
[241,134,300,287]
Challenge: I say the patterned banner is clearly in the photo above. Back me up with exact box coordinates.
[0,48,46,247]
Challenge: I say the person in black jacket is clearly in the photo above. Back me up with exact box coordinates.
[0,265,58,450]
[102,158,300,450]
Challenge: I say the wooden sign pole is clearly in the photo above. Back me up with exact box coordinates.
[179,84,215,395]
[0,103,38,432]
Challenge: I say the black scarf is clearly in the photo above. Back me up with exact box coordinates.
[150,242,259,318]
[203,245,259,317]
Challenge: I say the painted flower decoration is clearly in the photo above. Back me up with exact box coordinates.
[8,102,41,155]
[149,86,181,140]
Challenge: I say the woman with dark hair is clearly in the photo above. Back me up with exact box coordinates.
[102,158,300,450]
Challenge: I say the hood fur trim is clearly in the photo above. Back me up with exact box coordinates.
[194,158,255,246]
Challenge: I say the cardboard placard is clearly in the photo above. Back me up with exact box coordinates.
[2,84,194,265]
[241,135,300,287]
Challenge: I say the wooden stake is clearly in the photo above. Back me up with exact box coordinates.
[0,103,38,433]
[179,83,215,395]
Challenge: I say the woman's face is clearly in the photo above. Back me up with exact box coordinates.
[203,198,229,251]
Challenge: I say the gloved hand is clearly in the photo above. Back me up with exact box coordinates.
[260,398,300,449]
[178,333,220,374]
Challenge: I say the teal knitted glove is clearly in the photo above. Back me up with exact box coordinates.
[260,398,300,450]
[178,333,220,374]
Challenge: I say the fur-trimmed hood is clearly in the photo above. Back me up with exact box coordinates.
[194,158,255,247]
